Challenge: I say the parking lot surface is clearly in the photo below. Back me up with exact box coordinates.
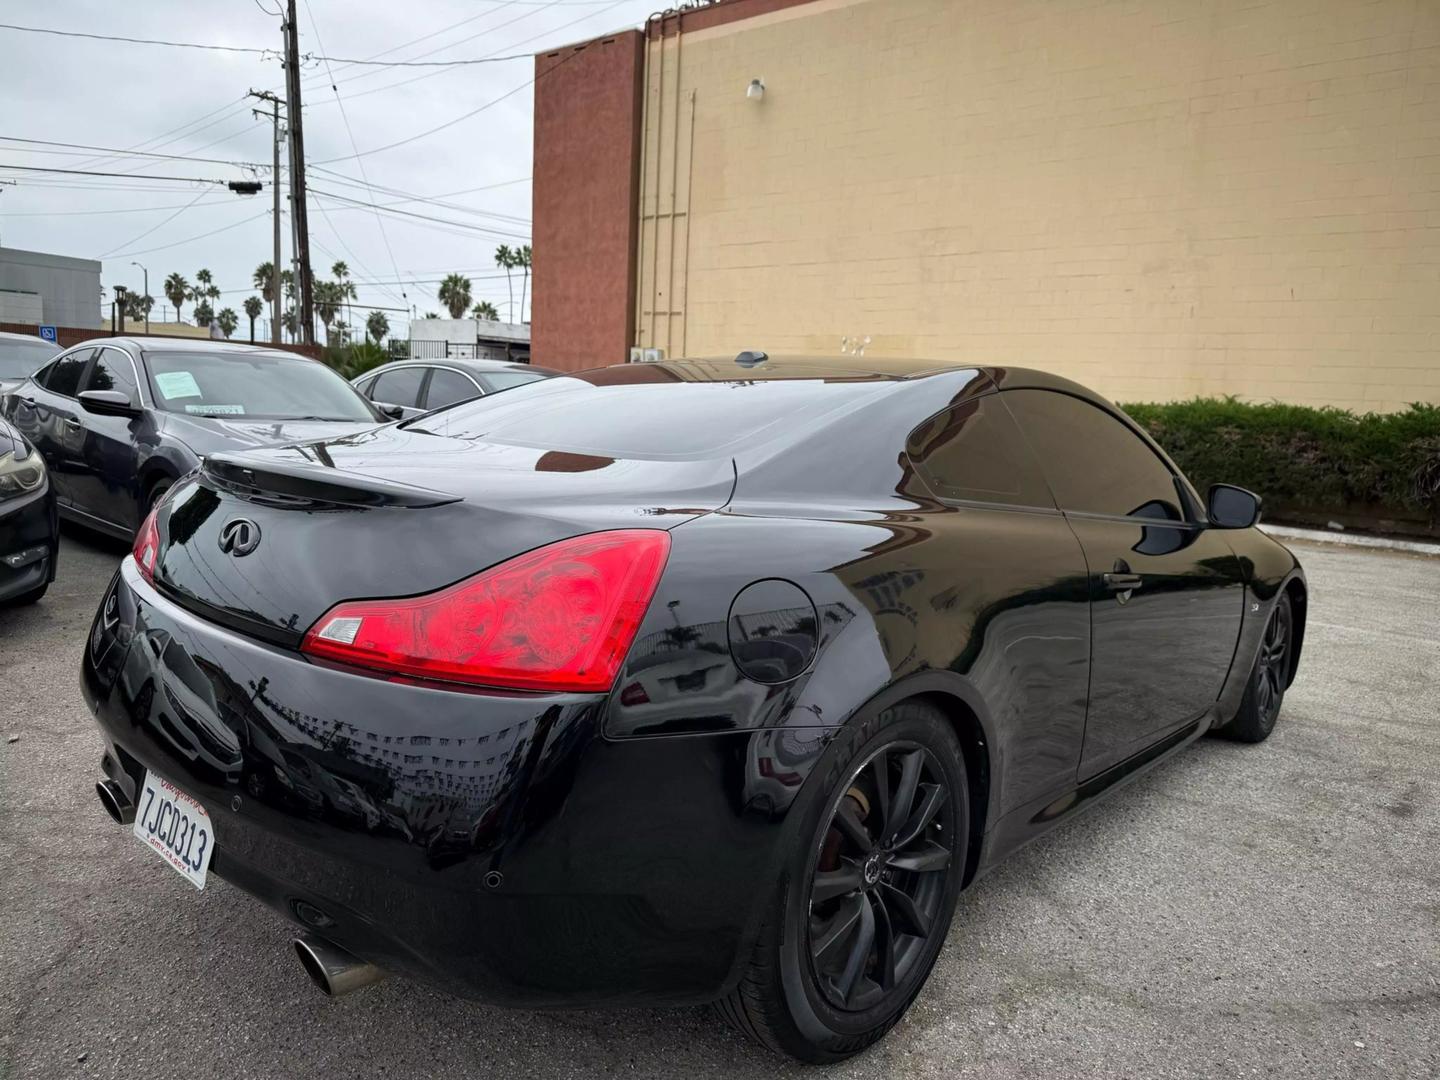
[2,530,1437,1079]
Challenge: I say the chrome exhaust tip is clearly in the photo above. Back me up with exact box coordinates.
[96,779,134,825]
[294,934,386,997]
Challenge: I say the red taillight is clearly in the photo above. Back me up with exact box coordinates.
[132,505,161,583]
[301,530,671,693]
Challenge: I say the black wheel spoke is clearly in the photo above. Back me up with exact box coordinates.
[890,782,946,850]
[886,749,923,842]
[887,840,951,874]
[869,753,891,834]
[813,894,864,967]
[872,893,897,992]
[835,893,876,1004]
[880,882,930,939]
[834,800,874,854]
[813,859,863,904]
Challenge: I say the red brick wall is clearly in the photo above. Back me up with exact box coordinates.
[531,31,645,372]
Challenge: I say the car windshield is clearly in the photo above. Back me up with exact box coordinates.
[143,349,378,421]
[0,338,60,379]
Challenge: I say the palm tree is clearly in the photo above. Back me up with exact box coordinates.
[216,308,238,339]
[471,300,499,321]
[253,262,276,305]
[314,280,343,340]
[494,244,514,321]
[243,295,264,342]
[194,300,215,329]
[123,292,154,322]
[164,272,188,322]
[331,261,357,338]
[366,310,390,345]
[422,311,439,320]
[517,244,532,323]
[438,273,472,319]
[281,307,298,339]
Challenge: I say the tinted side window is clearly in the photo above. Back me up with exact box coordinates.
[83,348,140,406]
[906,395,1054,508]
[354,375,377,396]
[41,349,94,397]
[371,367,425,409]
[1004,389,1182,520]
[425,368,480,410]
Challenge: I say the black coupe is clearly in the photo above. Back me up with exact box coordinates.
[1,337,386,540]
[80,355,1305,1062]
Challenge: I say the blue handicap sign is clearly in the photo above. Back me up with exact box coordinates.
[38,325,58,343]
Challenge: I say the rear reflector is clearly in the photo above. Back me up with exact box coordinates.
[301,530,671,693]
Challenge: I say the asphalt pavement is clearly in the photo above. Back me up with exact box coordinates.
[2,529,1437,1079]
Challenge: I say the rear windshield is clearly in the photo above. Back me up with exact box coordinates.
[0,338,60,379]
[412,371,886,459]
[143,349,378,421]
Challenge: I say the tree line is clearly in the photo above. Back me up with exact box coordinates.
[117,242,532,346]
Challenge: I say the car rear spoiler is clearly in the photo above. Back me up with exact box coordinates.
[202,451,462,509]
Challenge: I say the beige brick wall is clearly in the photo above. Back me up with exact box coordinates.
[633,0,1440,410]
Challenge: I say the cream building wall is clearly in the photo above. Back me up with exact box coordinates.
[634,0,1440,410]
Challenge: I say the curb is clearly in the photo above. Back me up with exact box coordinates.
[1261,523,1440,557]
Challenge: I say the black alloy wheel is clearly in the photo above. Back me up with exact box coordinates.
[717,700,968,1063]
[808,742,952,1012]
[1219,592,1293,743]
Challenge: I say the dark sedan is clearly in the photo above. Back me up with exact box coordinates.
[0,330,61,396]
[1,337,385,540]
[351,357,559,418]
[80,354,1305,1062]
[0,412,58,605]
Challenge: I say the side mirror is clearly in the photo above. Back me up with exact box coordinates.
[78,390,140,417]
[1207,484,1262,529]
[378,403,405,420]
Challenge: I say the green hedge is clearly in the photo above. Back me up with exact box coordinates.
[1121,398,1440,531]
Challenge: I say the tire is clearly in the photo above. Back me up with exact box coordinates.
[3,581,47,607]
[716,700,968,1063]
[1217,593,1293,743]
[143,477,173,518]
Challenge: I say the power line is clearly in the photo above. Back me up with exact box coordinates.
[302,0,407,307]
[100,189,214,258]
[0,135,265,171]
[309,189,529,239]
[0,197,231,217]
[0,163,232,185]
[109,208,271,259]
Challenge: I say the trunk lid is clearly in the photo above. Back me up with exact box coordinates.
[151,424,735,645]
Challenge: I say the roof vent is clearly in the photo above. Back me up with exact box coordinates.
[735,350,768,368]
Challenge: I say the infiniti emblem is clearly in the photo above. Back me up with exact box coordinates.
[218,518,262,557]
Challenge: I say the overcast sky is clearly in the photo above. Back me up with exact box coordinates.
[0,0,659,338]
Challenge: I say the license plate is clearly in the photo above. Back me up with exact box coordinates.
[132,772,215,890]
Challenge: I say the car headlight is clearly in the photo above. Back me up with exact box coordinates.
[0,448,46,500]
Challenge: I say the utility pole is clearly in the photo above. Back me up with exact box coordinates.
[249,89,284,344]
[282,0,315,345]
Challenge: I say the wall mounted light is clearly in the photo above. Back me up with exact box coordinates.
[746,78,765,102]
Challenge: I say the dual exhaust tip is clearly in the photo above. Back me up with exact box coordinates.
[94,777,384,998]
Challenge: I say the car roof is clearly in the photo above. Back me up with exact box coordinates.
[85,336,322,360]
[359,357,558,378]
[580,353,1096,397]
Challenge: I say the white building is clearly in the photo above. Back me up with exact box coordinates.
[408,318,530,363]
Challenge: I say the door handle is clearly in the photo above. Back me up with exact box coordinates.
[63,417,82,427]
[1102,573,1143,591]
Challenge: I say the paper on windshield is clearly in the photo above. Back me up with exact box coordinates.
[154,371,202,400]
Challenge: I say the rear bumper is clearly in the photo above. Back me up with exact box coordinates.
[81,560,790,1007]
[0,484,57,602]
